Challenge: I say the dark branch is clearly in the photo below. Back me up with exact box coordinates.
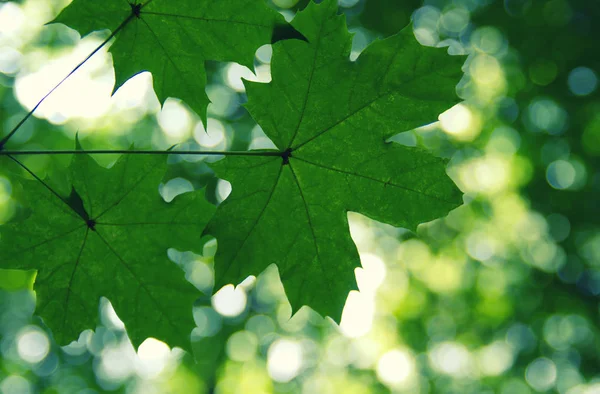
[0,149,282,157]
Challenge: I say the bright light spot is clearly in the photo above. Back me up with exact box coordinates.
[324,336,351,367]
[0,3,25,37]
[216,180,232,203]
[398,239,432,273]
[355,253,386,295]
[413,6,441,46]
[187,261,213,292]
[267,339,303,383]
[249,125,277,150]
[413,28,438,46]
[212,284,247,318]
[194,118,227,149]
[137,338,171,378]
[466,232,497,262]
[227,331,258,362]
[568,67,598,96]
[0,375,31,394]
[256,45,273,64]
[98,342,136,382]
[546,159,576,189]
[471,26,505,55]
[526,98,568,135]
[525,357,557,391]
[350,337,381,369]
[340,291,375,338]
[157,99,192,141]
[544,315,581,350]
[376,349,415,388]
[515,212,547,242]
[111,72,158,115]
[350,28,370,60]
[101,298,125,330]
[0,47,21,74]
[575,383,600,394]
[439,104,480,141]
[477,341,514,376]
[238,275,257,292]
[527,240,564,272]
[423,258,463,293]
[487,126,521,155]
[440,7,470,34]
[206,85,239,118]
[15,35,114,124]
[160,178,194,203]
[16,326,49,364]
[193,307,222,338]
[470,54,504,89]
[429,342,473,377]
[225,63,269,92]
[474,156,509,194]
[458,155,512,195]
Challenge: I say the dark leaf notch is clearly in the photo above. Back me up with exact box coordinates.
[0,147,215,352]
[130,2,142,18]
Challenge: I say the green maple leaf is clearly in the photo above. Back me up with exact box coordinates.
[0,149,215,351]
[206,0,465,321]
[52,0,302,123]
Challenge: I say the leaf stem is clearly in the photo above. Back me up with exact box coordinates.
[0,150,282,157]
[6,155,82,220]
[0,13,137,151]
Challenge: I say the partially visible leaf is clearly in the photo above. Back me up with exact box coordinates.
[206,0,465,321]
[0,150,215,351]
[52,0,303,124]
[360,0,422,37]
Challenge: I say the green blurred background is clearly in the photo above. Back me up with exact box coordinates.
[0,0,599,392]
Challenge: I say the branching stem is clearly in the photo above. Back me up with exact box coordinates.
[6,155,77,217]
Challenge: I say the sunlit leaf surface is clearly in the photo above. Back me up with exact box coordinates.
[0,150,215,351]
[206,0,464,321]
[52,0,302,123]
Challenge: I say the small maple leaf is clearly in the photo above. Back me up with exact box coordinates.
[51,0,303,125]
[205,0,466,321]
[0,148,215,351]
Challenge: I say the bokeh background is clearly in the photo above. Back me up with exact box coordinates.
[0,0,599,392]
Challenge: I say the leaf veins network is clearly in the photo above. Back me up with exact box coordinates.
[52,0,303,124]
[205,0,466,321]
[0,148,215,352]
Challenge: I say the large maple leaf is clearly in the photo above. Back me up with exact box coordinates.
[0,149,215,351]
[52,0,302,124]
[205,0,465,321]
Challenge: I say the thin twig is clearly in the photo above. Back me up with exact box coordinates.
[0,13,137,150]
[0,149,282,157]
